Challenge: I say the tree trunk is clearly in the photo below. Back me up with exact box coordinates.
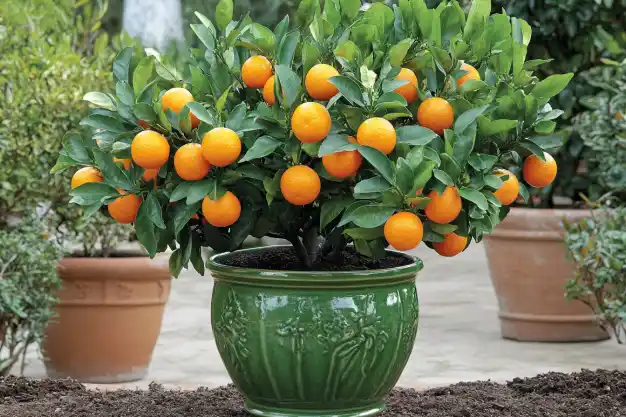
[122,0,185,52]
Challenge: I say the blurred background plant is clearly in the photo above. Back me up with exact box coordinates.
[490,0,626,207]
[0,0,134,256]
[564,203,626,344]
[0,218,63,376]
[563,55,626,345]
[575,57,626,202]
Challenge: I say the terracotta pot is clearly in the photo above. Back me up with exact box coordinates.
[484,208,608,342]
[43,256,171,383]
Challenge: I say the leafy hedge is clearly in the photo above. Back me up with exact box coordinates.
[0,0,133,255]
[575,58,626,200]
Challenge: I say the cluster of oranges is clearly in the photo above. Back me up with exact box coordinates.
[71,55,558,258]
[71,87,243,227]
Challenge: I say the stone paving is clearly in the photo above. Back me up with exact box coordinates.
[21,242,625,390]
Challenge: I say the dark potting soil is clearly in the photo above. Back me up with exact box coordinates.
[1,369,625,417]
[220,246,413,271]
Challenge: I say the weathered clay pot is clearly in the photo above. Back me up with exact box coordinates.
[484,208,608,342]
[208,246,421,417]
[43,256,171,383]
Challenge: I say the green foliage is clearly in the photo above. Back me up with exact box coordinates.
[575,59,626,201]
[491,0,626,206]
[57,0,571,274]
[0,218,63,376]
[0,0,133,255]
[564,205,626,344]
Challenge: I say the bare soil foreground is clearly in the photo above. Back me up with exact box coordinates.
[1,369,625,416]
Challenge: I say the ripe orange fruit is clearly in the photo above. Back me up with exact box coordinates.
[201,127,241,167]
[394,68,418,103]
[305,63,340,101]
[493,169,520,206]
[280,165,321,205]
[291,102,332,143]
[174,143,211,181]
[161,87,200,128]
[108,191,141,224]
[322,153,361,179]
[523,152,558,188]
[384,212,424,251]
[356,117,397,155]
[143,169,159,182]
[241,55,273,89]
[425,186,462,224]
[456,63,480,88]
[322,137,362,179]
[201,191,241,227]
[71,167,103,189]
[131,130,170,170]
[114,157,131,170]
[417,97,454,135]
[263,75,276,105]
[433,232,468,257]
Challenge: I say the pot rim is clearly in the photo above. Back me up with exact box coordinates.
[207,245,422,287]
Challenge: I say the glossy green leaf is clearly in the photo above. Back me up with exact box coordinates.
[132,56,154,97]
[354,177,392,195]
[396,125,439,146]
[239,136,282,162]
[215,0,234,31]
[113,47,133,83]
[328,76,363,106]
[454,104,489,133]
[348,204,395,228]
[275,64,301,107]
[83,92,117,111]
[459,187,488,210]
[358,146,396,184]
[318,134,358,156]
[344,226,385,240]
[531,73,574,104]
[135,202,157,257]
[144,193,166,229]
[320,197,353,229]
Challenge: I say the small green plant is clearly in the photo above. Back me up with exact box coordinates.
[56,0,571,275]
[564,204,626,343]
[0,218,63,376]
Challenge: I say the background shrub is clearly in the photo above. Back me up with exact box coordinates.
[0,0,134,255]
[575,58,626,200]
[0,218,62,376]
[564,205,626,343]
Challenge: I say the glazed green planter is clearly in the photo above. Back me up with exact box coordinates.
[208,246,422,417]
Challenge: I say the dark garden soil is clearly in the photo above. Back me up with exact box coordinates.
[1,369,625,417]
[221,246,413,271]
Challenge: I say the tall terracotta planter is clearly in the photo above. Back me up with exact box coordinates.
[484,208,608,342]
[43,256,171,383]
[208,246,421,417]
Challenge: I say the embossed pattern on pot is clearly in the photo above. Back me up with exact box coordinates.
[209,246,421,417]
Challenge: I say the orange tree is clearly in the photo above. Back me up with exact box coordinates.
[55,0,572,275]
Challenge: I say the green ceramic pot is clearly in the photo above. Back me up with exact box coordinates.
[208,246,422,417]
